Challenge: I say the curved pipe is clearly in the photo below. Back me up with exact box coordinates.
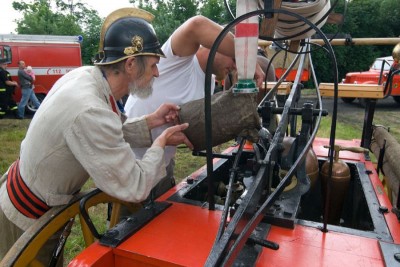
[204,7,338,266]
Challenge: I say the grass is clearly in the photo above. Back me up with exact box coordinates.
[317,116,362,140]
[0,119,30,175]
[0,109,397,263]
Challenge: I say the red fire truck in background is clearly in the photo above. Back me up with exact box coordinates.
[341,56,400,105]
[0,34,82,113]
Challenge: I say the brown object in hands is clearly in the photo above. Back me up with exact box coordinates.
[178,90,261,151]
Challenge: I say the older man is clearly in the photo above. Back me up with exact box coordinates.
[0,7,192,265]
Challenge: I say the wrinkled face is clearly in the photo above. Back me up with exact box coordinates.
[213,52,236,81]
[128,56,160,99]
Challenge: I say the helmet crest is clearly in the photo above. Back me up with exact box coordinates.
[94,8,165,65]
[124,36,144,56]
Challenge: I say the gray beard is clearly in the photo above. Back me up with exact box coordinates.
[129,78,154,99]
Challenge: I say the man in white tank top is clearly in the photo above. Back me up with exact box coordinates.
[125,16,265,198]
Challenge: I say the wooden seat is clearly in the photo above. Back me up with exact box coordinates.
[263,81,293,96]
[319,83,384,99]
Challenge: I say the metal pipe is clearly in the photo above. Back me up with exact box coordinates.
[259,37,400,47]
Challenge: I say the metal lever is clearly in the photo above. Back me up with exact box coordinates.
[247,236,280,250]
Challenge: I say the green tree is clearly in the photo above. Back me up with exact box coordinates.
[343,0,381,38]
[130,0,199,44]
[12,0,81,35]
[130,0,238,44]
[170,0,198,23]
[199,0,236,25]
[311,0,400,83]
[12,0,101,65]
[378,0,400,38]
[339,0,399,76]
[59,1,103,64]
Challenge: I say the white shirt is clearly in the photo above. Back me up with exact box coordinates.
[125,37,215,165]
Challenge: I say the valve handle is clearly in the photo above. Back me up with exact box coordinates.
[323,145,369,161]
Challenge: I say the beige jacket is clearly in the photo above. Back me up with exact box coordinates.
[0,66,166,230]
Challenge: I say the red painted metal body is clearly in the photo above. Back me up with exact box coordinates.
[69,138,400,267]
[275,68,310,82]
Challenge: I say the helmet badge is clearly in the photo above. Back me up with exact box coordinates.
[124,35,144,56]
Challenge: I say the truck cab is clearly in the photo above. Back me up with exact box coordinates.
[0,45,12,63]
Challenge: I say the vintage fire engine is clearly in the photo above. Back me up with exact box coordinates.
[1,1,400,266]
[0,34,82,113]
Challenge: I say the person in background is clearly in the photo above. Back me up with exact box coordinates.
[0,7,193,266]
[0,58,18,118]
[16,60,41,119]
[124,16,265,199]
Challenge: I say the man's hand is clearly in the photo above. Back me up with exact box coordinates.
[146,103,181,129]
[254,63,266,88]
[153,123,194,150]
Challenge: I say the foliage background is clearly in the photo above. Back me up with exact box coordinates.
[310,0,400,86]
[11,0,400,79]
[11,0,400,83]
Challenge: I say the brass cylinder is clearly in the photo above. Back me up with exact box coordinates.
[320,159,350,225]
[282,137,319,189]
[306,146,319,189]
